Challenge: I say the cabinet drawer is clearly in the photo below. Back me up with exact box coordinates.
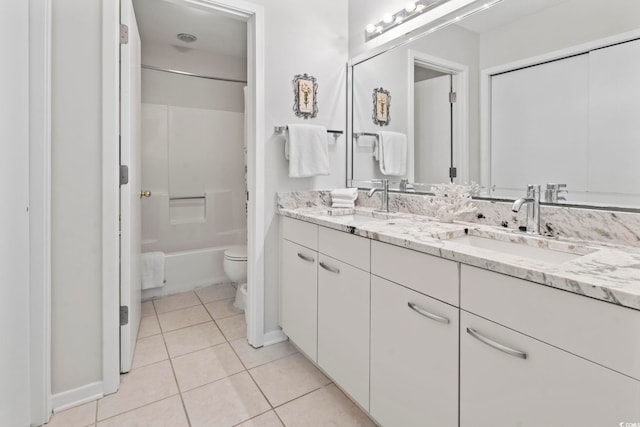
[281,216,318,250]
[461,311,640,426]
[318,226,370,271]
[461,265,640,381]
[371,240,459,306]
[371,276,458,427]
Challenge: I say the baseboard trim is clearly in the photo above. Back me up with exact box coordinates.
[263,329,288,346]
[51,381,104,413]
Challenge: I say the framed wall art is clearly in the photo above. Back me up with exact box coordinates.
[293,73,318,119]
[372,87,391,126]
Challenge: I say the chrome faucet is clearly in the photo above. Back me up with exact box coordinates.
[512,184,541,234]
[368,179,391,213]
[544,183,567,203]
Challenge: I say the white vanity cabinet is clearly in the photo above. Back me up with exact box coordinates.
[369,241,459,427]
[460,265,640,426]
[317,227,371,410]
[280,217,319,361]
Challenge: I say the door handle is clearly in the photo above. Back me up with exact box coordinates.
[297,252,315,263]
[407,302,450,324]
[319,262,340,274]
[140,190,151,198]
[466,328,527,359]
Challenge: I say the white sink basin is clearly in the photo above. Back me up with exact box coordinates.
[447,234,589,264]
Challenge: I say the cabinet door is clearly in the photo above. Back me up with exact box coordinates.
[461,311,640,427]
[281,239,318,361]
[317,254,370,410]
[370,276,458,427]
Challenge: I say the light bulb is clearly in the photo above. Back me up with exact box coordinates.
[376,25,383,33]
[395,16,404,24]
[405,1,416,12]
[383,14,393,24]
[366,24,376,33]
[416,4,426,12]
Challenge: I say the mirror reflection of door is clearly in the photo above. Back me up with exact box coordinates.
[414,65,455,185]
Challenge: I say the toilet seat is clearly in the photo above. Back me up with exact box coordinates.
[224,245,247,261]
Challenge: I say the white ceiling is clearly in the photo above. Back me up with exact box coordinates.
[132,0,247,59]
[456,0,571,34]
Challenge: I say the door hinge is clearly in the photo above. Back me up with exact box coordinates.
[449,91,457,103]
[449,167,457,179]
[120,24,129,44]
[120,165,129,185]
[120,306,129,326]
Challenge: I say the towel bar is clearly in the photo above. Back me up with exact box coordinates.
[169,195,206,201]
[274,126,343,137]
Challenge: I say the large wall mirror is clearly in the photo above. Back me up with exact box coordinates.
[349,0,640,209]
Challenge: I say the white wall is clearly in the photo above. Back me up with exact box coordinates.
[479,0,640,69]
[1,2,31,425]
[51,0,104,396]
[249,0,348,335]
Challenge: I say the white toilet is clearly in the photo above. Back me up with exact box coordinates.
[223,245,247,310]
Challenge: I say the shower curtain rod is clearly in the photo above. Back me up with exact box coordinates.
[142,64,248,84]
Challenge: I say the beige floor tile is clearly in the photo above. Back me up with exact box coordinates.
[157,305,211,332]
[204,298,243,320]
[182,372,270,427]
[230,338,298,370]
[249,353,330,407]
[152,292,201,314]
[96,395,188,427]
[163,322,226,358]
[195,283,236,304]
[276,384,375,427]
[138,315,161,338]
[216,313,246,340]
[132,334,168,369]
[236,411,284,427]
[46,400,96,427]
[172,343,244,392]
[97,360,178,420]
[141,301,156,318]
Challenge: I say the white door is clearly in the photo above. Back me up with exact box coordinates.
[414,74,452,184]
[0,2,30,424]
[120,0,142,373]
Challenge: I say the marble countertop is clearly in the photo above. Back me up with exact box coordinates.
[279,206,640,311]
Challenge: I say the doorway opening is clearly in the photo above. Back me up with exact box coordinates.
[105,0,265,393]
[408,50,469,186]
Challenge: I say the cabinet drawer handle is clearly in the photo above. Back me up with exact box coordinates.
[297,252,315,263]
[319,262,340,274]
[407,302,450,324]
[466,328,527,360]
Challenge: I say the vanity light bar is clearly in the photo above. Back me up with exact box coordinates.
[364,0,504,42]
[365,0,449,41]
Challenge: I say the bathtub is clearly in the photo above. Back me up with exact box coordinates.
[141,246,232,300]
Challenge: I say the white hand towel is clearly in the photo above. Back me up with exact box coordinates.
[332,195,357,202]
[330,188,358,201]
[376,131,407,176]
[284,124,330,177]
[142,251,165,290]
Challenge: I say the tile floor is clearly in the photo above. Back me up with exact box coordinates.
[45,284,376,427]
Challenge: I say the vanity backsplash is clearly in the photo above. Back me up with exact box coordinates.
[277,190,640,247]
